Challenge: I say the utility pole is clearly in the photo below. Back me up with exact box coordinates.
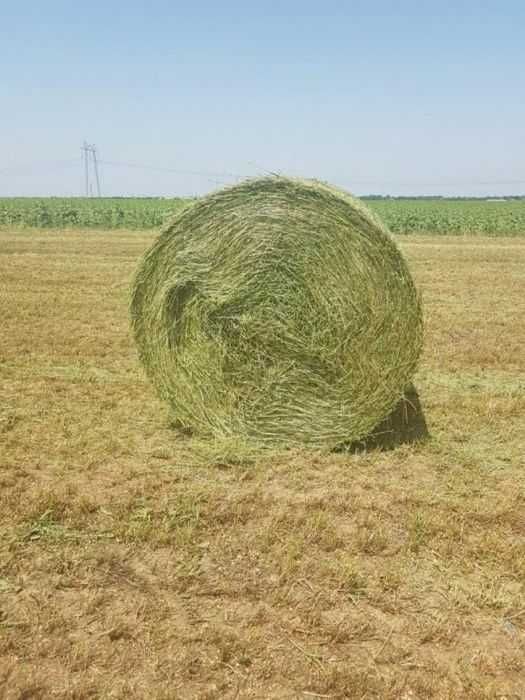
[81,142,102,197]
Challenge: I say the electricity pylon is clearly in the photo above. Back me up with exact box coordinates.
[81,142,101,197]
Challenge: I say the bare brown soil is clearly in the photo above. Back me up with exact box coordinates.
[1,230,524,699]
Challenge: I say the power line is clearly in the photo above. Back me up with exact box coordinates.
[84,160,525,187]
[0,158,80,176]
[337,177,525,187]
[96,160,525,193]
[1,155,525,190]
[99,159,249,181]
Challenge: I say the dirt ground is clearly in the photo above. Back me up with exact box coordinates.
[1,230,524,699]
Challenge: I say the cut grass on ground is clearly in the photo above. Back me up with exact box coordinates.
[1,229,525,699]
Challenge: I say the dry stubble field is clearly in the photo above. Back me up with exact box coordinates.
[1,229,525,699]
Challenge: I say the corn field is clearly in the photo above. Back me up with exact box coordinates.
[370,198,525,235]
[0,197,188,229]
[1,196,524,235]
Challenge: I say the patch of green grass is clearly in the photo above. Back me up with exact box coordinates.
[22,510,81,543]
[408,511,433,553]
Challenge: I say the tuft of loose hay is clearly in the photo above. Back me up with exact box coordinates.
[131,176,423,450]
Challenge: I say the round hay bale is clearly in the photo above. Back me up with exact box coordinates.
[131,176,423,449]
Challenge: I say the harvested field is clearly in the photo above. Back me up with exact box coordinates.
[1,229,525,699]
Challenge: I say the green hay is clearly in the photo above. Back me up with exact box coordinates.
[131,176,423,450]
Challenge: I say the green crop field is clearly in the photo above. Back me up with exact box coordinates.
[0,197,188,230]
[1,195,525,234]
[370,198,525,235]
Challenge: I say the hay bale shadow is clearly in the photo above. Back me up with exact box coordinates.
[343,384,429,453]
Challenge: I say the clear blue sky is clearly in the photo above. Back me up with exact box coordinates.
[2,0,524,197]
